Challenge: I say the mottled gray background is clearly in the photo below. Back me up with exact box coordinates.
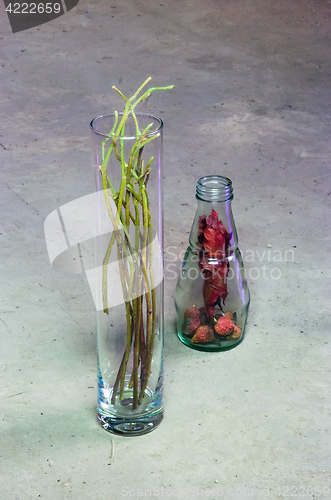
[0,0,330,498]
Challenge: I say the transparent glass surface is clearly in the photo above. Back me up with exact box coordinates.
[90,113,164,435]
[174,176,250,352]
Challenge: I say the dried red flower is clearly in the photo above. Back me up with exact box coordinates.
[197,209,231,323]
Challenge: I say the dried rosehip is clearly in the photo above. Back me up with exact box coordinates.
[186,316,201,336]
[214,316,234,336]
[224,311,234,320]
[191,325,214,343]
[184,305,200,319]
[230,325,242,339]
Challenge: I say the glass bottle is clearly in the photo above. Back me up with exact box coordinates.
[174,175,250,352]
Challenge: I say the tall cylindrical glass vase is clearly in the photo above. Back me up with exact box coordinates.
[90,113,164,435]
[175,175,250,352]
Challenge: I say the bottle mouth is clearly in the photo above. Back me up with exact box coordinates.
[196,175,233,202]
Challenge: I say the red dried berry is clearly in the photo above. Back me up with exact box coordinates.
[184,305,200,319]
[230,325,242,339]
[187,317,201,336]
[191,325,214,343]
[214,316,234,336]
[224,311,234,320]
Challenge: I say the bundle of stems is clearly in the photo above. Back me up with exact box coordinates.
[99,78,173,410]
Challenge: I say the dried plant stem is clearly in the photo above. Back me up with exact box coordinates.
[100,79,173,408]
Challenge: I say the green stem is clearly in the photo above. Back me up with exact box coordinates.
[111,301,133,404]
[102,231,116,314]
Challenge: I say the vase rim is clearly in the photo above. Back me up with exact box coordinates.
[196,175,233,202]
[90,112,163,139]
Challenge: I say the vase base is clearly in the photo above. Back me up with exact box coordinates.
[97,409,163,436]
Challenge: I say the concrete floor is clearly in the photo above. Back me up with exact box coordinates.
[1,0,330,498]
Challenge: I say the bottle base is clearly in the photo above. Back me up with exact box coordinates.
[177,331,244,352]
[97,408,163,436]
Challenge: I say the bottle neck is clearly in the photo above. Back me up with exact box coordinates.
[189,176,238,250]
[196,175,233,202]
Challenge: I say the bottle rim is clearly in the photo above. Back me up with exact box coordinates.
[196,175,233,202]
